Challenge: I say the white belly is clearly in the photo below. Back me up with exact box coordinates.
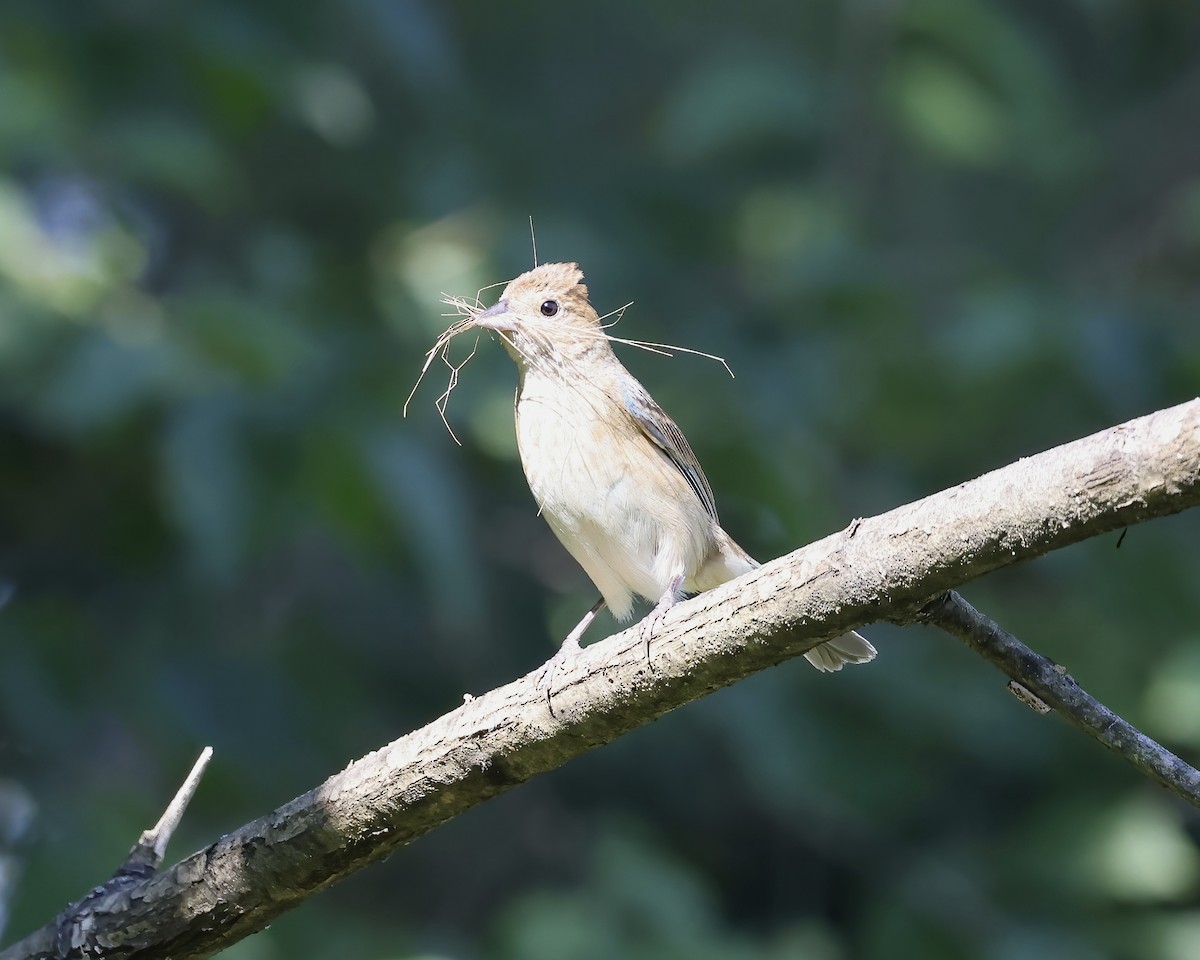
[513,374,713,620]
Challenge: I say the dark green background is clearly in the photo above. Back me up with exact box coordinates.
[2,2,1199,958]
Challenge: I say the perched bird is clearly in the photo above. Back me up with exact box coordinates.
[470,262,875,683]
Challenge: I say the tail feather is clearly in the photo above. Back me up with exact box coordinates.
[804,630,877,672]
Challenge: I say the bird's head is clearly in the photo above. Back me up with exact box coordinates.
[472,262,608,371]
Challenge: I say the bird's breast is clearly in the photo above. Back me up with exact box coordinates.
[514,378,627,517]
[512,372,716,608]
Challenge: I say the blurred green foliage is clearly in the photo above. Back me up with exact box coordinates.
[1,1,1199,958]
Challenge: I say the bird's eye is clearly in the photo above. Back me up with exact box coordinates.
[540,300,559,318]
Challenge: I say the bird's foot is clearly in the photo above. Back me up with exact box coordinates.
[638,604,669,659]
[534,636,583,715]
[639,573,684,658]
[534,598,606,713]
[535,639,577,691]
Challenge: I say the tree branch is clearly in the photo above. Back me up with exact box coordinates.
[4,398,1198,960]
[916,591,1200,806]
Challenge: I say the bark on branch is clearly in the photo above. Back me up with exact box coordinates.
[917,591,1200,805]
[4,398,1199,960]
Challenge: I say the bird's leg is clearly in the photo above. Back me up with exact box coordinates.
[640,570,686,658]
[535,596,606,694]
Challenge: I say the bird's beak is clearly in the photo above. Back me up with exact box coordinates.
[473,300,514,332]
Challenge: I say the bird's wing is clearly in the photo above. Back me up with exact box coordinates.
[621,380,719,522]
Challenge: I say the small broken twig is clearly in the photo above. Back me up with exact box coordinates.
[52,747,213,958]
[125,746,213,873]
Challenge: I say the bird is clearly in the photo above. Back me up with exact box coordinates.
[469,261,876,685]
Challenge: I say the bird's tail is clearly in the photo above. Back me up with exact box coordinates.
[803,630,877,672]
[702,529,878,672]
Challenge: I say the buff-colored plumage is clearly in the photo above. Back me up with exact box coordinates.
[473,262,875,676]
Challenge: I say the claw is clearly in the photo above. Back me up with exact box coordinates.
[640,571,685,658]
[534,597,605,711]
[535,641,575,692]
